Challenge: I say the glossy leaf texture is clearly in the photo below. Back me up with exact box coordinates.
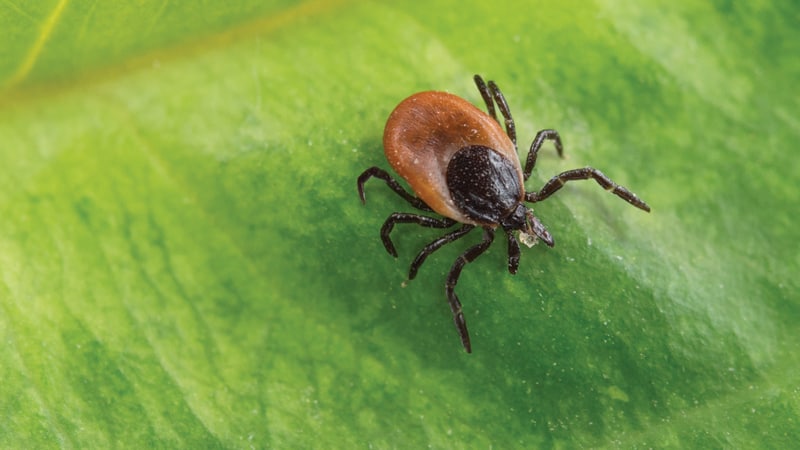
[1,0,798,447]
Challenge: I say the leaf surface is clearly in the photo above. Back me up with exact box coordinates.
[1,0,798,447]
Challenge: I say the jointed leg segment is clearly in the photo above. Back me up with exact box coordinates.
[523,129,563,181]
[446,228,496,353]
[380,213,456,257]
[408,224,475,280]
[474,75,497,122]
[474,75,517,147]
[487,81,516,147]
[525,167,651,212]
[505,230,521,274]
[357,166,433,211]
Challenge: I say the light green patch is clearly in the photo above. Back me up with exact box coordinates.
[606,386,630,403]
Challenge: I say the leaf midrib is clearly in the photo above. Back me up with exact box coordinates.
[0,0,351,108]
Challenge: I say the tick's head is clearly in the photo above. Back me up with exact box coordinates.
[500,203,554,247]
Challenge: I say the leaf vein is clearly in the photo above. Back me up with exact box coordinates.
[4,0,71,88]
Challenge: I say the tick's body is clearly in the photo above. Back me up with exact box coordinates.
[358,75,650,353]
[384,91,522,225]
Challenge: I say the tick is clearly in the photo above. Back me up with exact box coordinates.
[357,75,650,353]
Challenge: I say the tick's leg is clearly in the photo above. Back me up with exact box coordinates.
[358,167,433,212]
[473,75,497,121]
[505,231,520,275]
[446,228,495,353]
[525,167,651,212]
[408,224,475,280]
[380,213,456,257]
[487,80,517,148]
[474,75,517,147]
[523,129,564,181]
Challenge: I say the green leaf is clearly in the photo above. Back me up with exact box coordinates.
[2,0,798,447]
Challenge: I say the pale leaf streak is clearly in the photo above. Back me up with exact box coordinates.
[0,196,68,446]
[98,99,226,441]
[75,0,99,44]
[145,0,171,35]
[0,0,36,22]
[5,0,71,87]
[53,193,166,441]
[112,185,220,442]
[146,204,225,385]
[0,301,67,448]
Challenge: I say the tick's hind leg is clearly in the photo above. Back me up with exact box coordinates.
[473,75,517,147]
[408,224,475,280]
[473,75,497,121]
[380,213,456,257]
[487,80,517,147]
[446,228,496,353]
[525,167,651,212]
[357,166,433,212]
